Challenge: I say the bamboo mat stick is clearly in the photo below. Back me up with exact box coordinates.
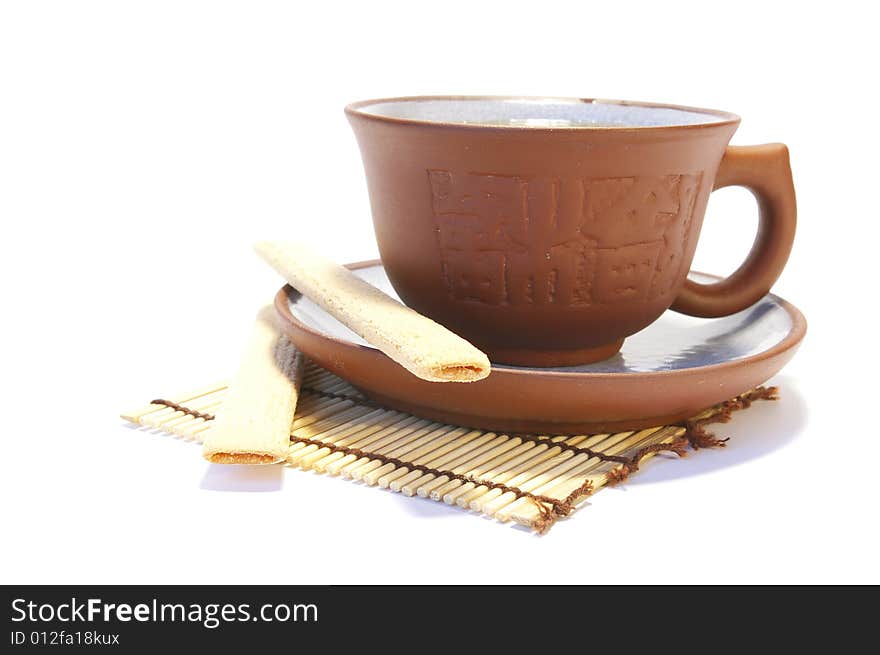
[486,430,644,518]
[430,437,535,507]
[538,428,671,496]
[484,450,602,518]
[302,371,340,390]
[284,399,360,459]
[120,381,228,424]
[380,429,490,490]
[378,430,501,489]
[137,390,225,424]
[313,415,430,466]
[291,394,345,417]
[427,437,526,500]
[296,409,399,468]
[570,427,682,495]
[321,418,435,476]
[140,393,226,429]
[494,428,663,522]
[310,414,422,473]
[469,436,591,513]
[306,374,362,397]
[287,407,390,465]
[368,428,486,488]
[294,392,351,414]
[293,404,376,440]
[290,397,355,431]
[466,436,590,513]
[328,421,439,479]
[176,418,214,440]
[358,422,459,464]
[444,434,599,506]
[161,399,225,430]
[390,431,499,494]
[286,406,378,464]
[448,440,547,506]
[341,423,451,480]
[317,379,359,395]
[288,406,367,447]
[452,434,597,509]
[520,430,649,491]
[507,427,685,527]
[411,434,513,497]
[459,445,562,511]
[352,425,469,483]
[430,446,523,502]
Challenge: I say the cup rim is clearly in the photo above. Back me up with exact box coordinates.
[345,95,741,132]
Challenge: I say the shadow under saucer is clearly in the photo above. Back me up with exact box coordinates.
[627,373,808,485]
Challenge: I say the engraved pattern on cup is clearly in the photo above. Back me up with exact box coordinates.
[428,170,704,306]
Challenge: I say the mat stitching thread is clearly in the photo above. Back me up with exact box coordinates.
[149,399,216,422]
[512,434,636,465]
[300,387,374,405]
[601,386,779,486]
[682,386,778,449]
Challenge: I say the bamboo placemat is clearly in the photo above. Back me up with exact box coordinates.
[122,360,777,533]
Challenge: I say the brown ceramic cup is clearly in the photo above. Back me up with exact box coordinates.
[346,96,796,367]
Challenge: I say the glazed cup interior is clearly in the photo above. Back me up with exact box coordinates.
[351,96,737,129]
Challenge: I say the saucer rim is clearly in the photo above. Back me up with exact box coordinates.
[274,260,807,380]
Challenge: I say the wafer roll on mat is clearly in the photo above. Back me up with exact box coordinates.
[254,241,491,382]
[202,306,304,464]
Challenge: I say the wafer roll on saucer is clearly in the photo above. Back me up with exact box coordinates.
[254,241,491,382]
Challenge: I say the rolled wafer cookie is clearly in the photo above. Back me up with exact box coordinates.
[254,241,491,382]
[202,306,304,464]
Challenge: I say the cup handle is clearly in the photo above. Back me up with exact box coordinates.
[671,143,796,317]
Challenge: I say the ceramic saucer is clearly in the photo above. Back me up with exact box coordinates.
[274,261,806,434]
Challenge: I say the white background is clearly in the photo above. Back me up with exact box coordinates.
[1,0,877,584]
